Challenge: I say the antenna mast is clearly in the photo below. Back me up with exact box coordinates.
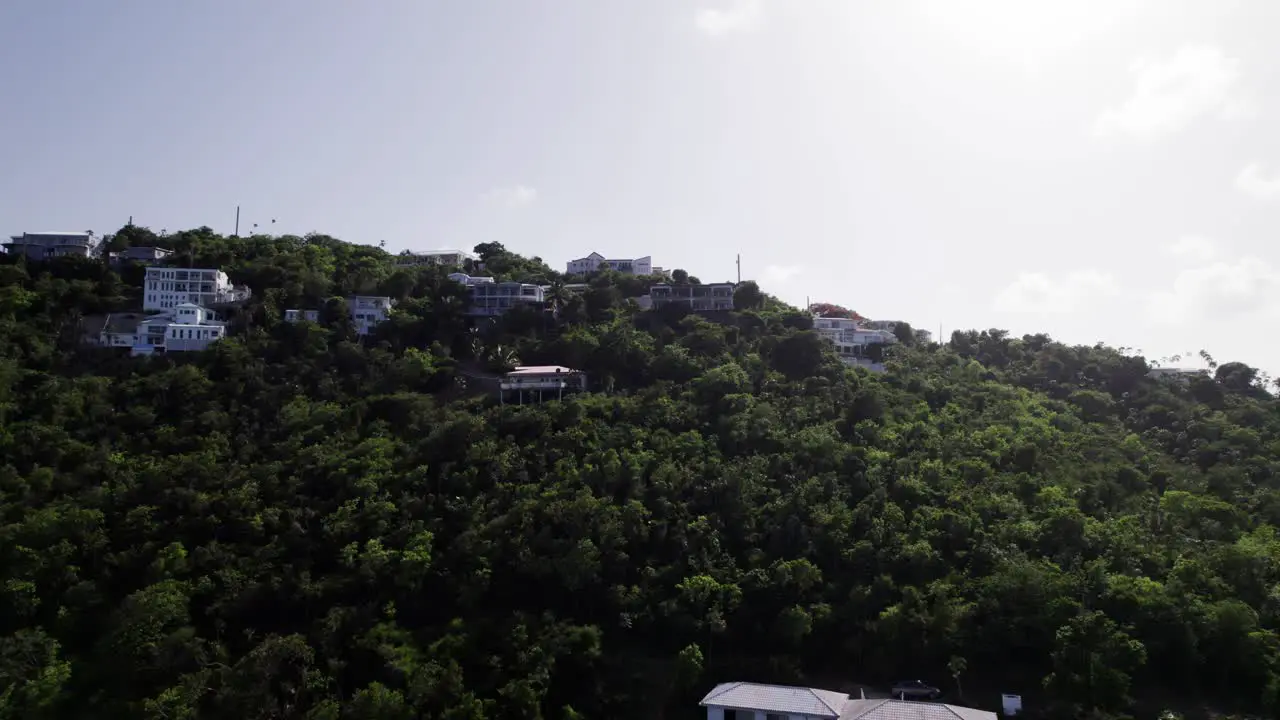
[736,253,741,284]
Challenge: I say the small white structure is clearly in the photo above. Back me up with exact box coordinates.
[1000,694,1022,716]
[700,682,997,720]
[649,283,735,311]
[566,252,660,276]
[4,231,98,260]
[395,249,478,268]
[466,281,545,317]
[100,304,226,356]
[499,365,586,404]
[143,267,249,311]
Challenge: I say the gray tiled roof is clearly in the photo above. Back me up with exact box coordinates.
[839,699,997,720]
[700,682,849,718]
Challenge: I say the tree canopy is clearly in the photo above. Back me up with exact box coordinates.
[1,227,1278,719]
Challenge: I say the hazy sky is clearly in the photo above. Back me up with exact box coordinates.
[3,1,1278,373]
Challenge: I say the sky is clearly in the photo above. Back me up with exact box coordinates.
[2,0,1279,374]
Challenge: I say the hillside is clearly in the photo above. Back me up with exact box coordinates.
[1,227,1279,720]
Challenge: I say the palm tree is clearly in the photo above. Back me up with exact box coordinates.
[947,656,967,700]
[545,280,571,314]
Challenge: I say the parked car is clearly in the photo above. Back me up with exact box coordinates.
[891,680,941,700]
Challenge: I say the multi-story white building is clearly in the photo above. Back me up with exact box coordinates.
[466,280,545,316]
[566,252,660,276]
[649,283,735,311]
[4,231,98,260]
[143,267,249,311]
[100,303,226,356]
[395,249,478,268]
[348,295,393,336]
[813,315,896,371]
[283,296,393,336]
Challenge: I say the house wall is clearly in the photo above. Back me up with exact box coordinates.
[144,268,238,310]
[706,706,830,720]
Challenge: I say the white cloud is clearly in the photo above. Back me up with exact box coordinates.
[1094,45,1252,141]
[694,0,763,37]
[993,269,1119,314]
[759,264,801,285]
[1146,254,1280,325]
[1236,163,1280,201]
[485,185,538,209]
[1168,235,1218,263]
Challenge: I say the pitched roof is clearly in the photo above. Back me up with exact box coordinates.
[839,699,996,720]
[700,682,849,718]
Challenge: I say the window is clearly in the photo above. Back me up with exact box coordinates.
[766,714,787,720]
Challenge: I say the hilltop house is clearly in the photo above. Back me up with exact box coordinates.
[5,231,98,260]
[566,252,661,276]
[283,296,394,336]
[700,682,996,720]
[649,283,735,311]
[99,303,226,356]
[462,278,545,317]
[499,365,586,404]
[395,249,478,268]
[811,315,896,371]
[143,267,250,311]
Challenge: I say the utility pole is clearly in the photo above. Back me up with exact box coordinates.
[234,206,240,237]
[736,254,741,284]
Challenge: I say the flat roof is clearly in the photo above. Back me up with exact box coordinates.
[508,365,579,375]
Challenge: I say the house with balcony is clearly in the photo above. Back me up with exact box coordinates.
[566,252,661,276]
[700,682,996,720]
[465,280,545,317]
[395,249,478,268]
[649,282,735,311]
[99,303,226,356]
[5,231,99,260]
[499,365,586,404]
[812,315,896,372]
[143,267,250,311]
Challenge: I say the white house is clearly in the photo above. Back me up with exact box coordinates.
[812,316,896,371]
[700,682,996,720]
[348,295,393,336]
[283,296,393,336]
[100,303,226,356]
[143,267,249,311]
[499,365,587,404]
[466,281,545,316]
[566,252,659,276]
[649,283,736,311]
[5,231,98,260]
[395,249,478,268]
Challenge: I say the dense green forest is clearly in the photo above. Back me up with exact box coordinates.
[2,226,1279,720]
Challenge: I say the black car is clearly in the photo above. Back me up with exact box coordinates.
[891,680,942,700]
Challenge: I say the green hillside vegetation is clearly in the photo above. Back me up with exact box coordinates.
[1,227,1279,720]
